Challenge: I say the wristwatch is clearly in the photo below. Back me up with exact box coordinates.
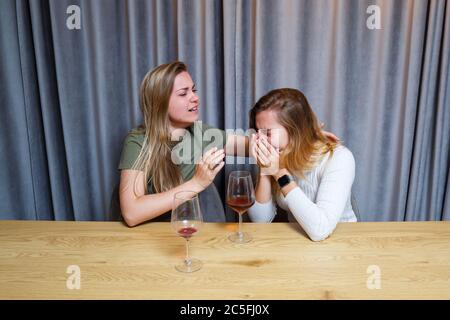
[277,174,294,188]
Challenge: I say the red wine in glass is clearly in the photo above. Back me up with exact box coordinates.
[227,195,255,215]
[226,171,255,243]
[177,226,198,239]
[171,191,203,273]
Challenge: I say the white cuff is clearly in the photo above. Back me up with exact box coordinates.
[248,200,276,222]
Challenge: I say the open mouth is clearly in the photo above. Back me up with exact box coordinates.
[188,106,198,112]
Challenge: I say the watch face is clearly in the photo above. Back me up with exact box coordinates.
[278,175,291,188]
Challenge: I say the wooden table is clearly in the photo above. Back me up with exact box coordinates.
[0,220,449,299]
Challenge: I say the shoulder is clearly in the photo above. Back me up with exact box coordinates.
[331,145,355,164]
[319,145,355,172]
[118,127,146,170]
[123,127,145,147]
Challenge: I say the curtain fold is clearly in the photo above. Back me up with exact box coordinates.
[406,0,450,220]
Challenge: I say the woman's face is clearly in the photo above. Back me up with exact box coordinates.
[168,71,200,128]
[255,109,290,152]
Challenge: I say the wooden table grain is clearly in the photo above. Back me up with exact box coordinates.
[0,220,449,299]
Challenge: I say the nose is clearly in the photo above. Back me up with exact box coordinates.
[191,91,199,103]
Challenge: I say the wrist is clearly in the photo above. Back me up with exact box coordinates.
[275,170,297,197]
[259,171,272,179]
[188,178,206,193]
[274,168,290,180]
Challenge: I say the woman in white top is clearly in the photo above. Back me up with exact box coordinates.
[248,88,356,241]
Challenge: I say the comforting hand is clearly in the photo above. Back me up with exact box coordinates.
[251,134,281,176]
[191,147,225,189]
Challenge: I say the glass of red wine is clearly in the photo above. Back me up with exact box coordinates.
[227,171,256,243]
[171,191,203,273]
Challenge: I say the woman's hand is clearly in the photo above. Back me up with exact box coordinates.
[252,134,281,176]
[191,147,225,190]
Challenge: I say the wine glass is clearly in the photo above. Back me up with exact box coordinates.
[171,191,203,273]
[226,171,256,243]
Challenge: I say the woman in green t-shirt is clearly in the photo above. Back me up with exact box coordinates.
[119,61,246,226]
[119,61,338,226]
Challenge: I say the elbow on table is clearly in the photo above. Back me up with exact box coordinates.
[121,209,140,228]
[248,203,275,223]
[248,211,271,223]
[301,211,337,242]
[123,216,139,228]
[306,230,332,242]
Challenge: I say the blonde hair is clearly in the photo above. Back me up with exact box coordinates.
[249,88,338,189]
[132,61,187,193]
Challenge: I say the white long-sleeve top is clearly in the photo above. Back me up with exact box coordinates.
[248,145,356,242]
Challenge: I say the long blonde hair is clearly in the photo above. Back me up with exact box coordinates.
[132,61,187,193]
[249,88,338,187]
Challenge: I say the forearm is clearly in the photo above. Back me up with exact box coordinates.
[248,174,277,222]
[122,179,204,227]
[284,188,337,241]
[274,169,297,197]
[255,173,273,203]
[279,149,355,241]
[273,169,335,241]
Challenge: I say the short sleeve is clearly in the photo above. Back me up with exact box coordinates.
[118,131,145,170]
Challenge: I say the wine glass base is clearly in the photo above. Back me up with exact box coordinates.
[228,232,252,243]
[175,258,202,273]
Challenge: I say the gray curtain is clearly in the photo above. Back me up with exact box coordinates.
[0,0,449,222]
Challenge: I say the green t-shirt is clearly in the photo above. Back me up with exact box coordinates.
[118,121,227,194]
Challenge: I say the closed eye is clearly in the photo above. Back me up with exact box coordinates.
[179,88,197,96]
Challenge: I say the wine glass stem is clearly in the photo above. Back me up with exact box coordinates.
[185,239,191,265]
[238,212,243,238]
